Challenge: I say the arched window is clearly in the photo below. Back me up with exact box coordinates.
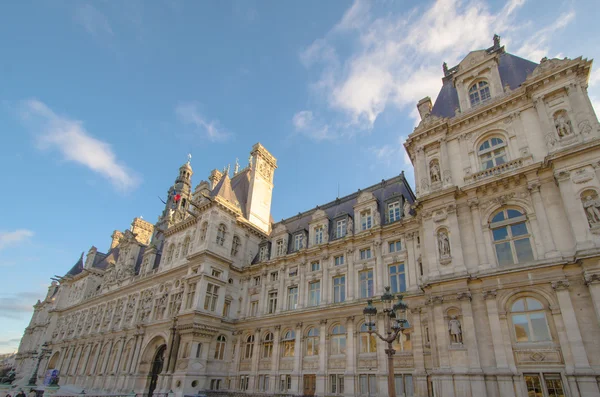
[478,137,507,170]
[214,335,226,360]
[166,244,175,264]
[305,327,319,356]
[231,235,241,256]
[392,332,412,352]
[469,80,491,107]
[491,208,534,266]
[244,335,254,359]
[511,297,551,342]
[262,332,273,359]
[359,323,377,353]
[330,324,347,355]
[200,222,208,241]
[175,243,181,259]
[282,330,295,357]
[182,237,190,256]
[216,224,226,246]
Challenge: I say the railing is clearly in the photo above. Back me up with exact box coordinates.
[192,392,316,397]
[466,158,524,183]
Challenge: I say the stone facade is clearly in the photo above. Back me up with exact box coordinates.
[13,39,600,397]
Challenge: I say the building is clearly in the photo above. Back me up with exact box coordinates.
[13,36,600,397]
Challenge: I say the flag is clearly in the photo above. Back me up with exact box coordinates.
[174,193,181,202]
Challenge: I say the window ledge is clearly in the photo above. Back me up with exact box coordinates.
[465,157,526,183]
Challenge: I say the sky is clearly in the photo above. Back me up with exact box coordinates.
[0,0,599,354]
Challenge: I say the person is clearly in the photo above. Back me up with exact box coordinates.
[28,389,37,397]
[15,390,25,397]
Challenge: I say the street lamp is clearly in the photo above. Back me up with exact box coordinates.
[362,287,410,397]
[28,342,51,387]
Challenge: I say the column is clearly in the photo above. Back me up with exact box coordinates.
[375,314,387,394]
[241,277,250,317]
[260,273,268,315]
[423,216,440,279]
[458,133,473,177]
[113,337,126,375]
[416,147,428,195]
[511,111,531,157]
[458,293,485,396]
[483,291,508,369]
[90,342,103,375]
[346,249,355,301]
[447,205,467,273]
[293,322,303,392]
[410,308,428,397]
[277,267,286,312]
[534,97,552,135]
[250,328,261,391]
[431,297,450,368]
[528,181,559,257]
[322,257,330,304]
[467,198,489,268]
[374,241,384,295]
[406,233,418,288]
[316,319,328,395]
[344,316,356,397]
[80,343,93,376]
[101,340,114,374]
[584,273,600,327]
[554,171,594,250]
[271,325,281,392]
[440,137,453,187]
[298,264,306,309]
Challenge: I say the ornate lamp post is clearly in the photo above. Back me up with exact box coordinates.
[363,287,409,397]
[28,342,51,387]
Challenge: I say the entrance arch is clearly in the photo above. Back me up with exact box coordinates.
[147,345,167,397]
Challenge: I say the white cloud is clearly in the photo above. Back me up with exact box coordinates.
[74,4,114,38]
[292,111,335,141]
[369,136,412,167]
[18,99,140,191]
[515,11,575,62]
[0,230,34,251]
[175,102,231,142]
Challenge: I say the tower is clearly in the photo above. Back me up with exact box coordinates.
[161,156,194,219]
[245,143,277,233]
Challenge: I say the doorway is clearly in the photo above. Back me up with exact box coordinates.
[303,374,316,396]
[147,345,167,397]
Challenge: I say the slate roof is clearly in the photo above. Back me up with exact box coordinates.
[431,51,538,118]
[211,173,241,208]
[65,253,84,276]
[231,169,250,217]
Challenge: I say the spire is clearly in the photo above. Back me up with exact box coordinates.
[234,158,240,175]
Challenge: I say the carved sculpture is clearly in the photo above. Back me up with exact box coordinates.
[448,316,462,343]
[430,161,441,183]
[346,217,353,235]
[437,230,451,257]
[403,201,412,218]
[554,112,573,138]
[583,194,600,227]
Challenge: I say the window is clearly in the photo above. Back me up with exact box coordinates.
[389,264,406,293]
[330,374,344,394]
[333,275,346,303]
[524,374,564,397]
[388,201,401,223]
[361,210,372,231]
[491,208,534,266]
[469,80,491,107]
[330,324,346,355]
[314,226,324,245]
[244,335,254,359]
[282,330,295,357]
[280,375,292,391]
[270,271,278,282]
[334,255,344,266]
[204,283,219,312]
[305,327,319,356]
[216,224,226,246]
[239,376,249,391]
[394,374,414,397]
[223,300,231,317]
[185,282,196,309]
[289,267,298,277]
[258,375,270,392]
[311,261,320,272]
[359,270,374,298]
[336,219,346,239]
[214,335,226,360]
[231,236,240,256]
[195,343,202,358]
[250,301,259,317]
[210,379,221,390]
[309,281,321,306]
[268,292,278,314]
[478,137,507,170]
[511,297,551,342]
[200,222,208,241]
[253,276,261,286]
[359,374,377,396]
[360,248,372,260]
[211,268,222,278]
[262,332,273,359]
[276,239,285,256]
[287,287,298,310]
[166,244,175,264]
[392,332,412,352]
[389,240,402,253]
[294,233,304,251]
[175,243,181,259]
[182,237,191,256]
[259,245,269,261]
[360,323,377,353]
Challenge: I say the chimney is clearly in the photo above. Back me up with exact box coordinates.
[84,246,97,269]
[208,169,224,190]
[110,230,124,249]
[130,217,154,245]
[417,97,432,120]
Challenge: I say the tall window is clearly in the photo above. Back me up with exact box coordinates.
[257,375,270,392]
[294,234,304,251]
[216,224,226,246]
[388,201,401,223]
[334,255,344,266]
[270,271,278,281]
[361,210,372,231]
[330,324,346,355]
[330,374,345,394]
[262,332,273,359]
[392,332,412,352]
[336,219,346,239]
[282,330,295,357]
[214,335,226,360]
[250,301,259,317]
[204,283,219,312]
[182,236,191,256]
[511,297,551,342]
[359,323,377,353]
[185,282,196,309]
[314,226,324,245]
[259,245,269,261]
[469,80,491,107]
[210,379,221,390]
[200,222,208,241]
[389,264,406,293]
[268,292,278,314]
[359,270,374,298]
[333,275,346,303]
[491,208,534,266]
[309,281,321,306]
[231,236,240,256]
[359,374,377,396]
[223,301,231,317]
[276,239,285,256]
[305,327,319,356]
[389,240,402,253]
[240,376,249,390]
[244,335,254,359]
[478,137,507,170]
[311,261,320,272]
[166,244,175,264]
[287,287,298,310]
[524,374,564,397]
[360,248,372,260]
[394,374,414,397]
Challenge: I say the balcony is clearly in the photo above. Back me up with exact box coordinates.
[464,157,525,184]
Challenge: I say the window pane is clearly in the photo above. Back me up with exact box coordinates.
[495,155,507,165]
[492,227,509,241]
[530,313,551,341]
[405,375,414,396]
[526,298,543,311]
[512,299,525,312]
[394,375,404,396]
[544,375,564,397]
[507,209,522,219]
[512,314,530,342]
[514,238,534,263]
[492,212,505,223]
[524,375,543,397]
[479,140,490,151]
[495,242,514,265]
[483,160,494,169]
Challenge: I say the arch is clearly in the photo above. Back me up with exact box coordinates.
[359,322,377,353]
[506,294,552,343]
[482,202,534,227]
[216,224,226,246]
[475,132,508,171]
[165,244,175,264]
[200,222,208,241]
[46,351,60,371]
[182,236,191,256]
[87,344,98,375]
[261,332,274,359]
[121,338,136,372]
[243,334,255,359]
[500,288,557,315]
[469,79,491,106]
[329,322,346,335]
[147,344,167,397]
[487,206,535,266]
[214,334,227,360]
[138,334,169,375]
[330,324,347,355]
[281,329,296,357]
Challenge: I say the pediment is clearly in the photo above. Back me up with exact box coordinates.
[356,191,375,204]
[272,223,288,235]
[311,209,328,222]
[458,50,488,72]
[529,57,571,79]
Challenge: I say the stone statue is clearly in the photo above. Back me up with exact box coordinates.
[403,201,412,218]
[438,231,451,257]
[583,195,600,226]
[448,316,462,343]
[168,208,174,222]
[0,369,16,384]
[555,113,572,137]
[346,217,353,235]
[430,162,441,183]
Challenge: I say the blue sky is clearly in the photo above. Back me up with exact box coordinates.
[1,0,599,354]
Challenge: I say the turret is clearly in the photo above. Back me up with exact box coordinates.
[245,143,277,233]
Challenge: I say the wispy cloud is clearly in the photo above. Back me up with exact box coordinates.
[175,102,232,142]
[0,230,34,251]
[515,10,575,62]
[292,111,336,141]
[74,4,114,38]
[0,338,21,346]
[18,99,140,191]
[0,291,40,320]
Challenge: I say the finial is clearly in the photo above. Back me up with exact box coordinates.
[234,158,240,174]
[443,62,449,76]
[493,34,500,49]
[248,154,253,168]
[226,164,231,176]
[187,153,192,164]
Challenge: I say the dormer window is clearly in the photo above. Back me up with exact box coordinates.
[335,219,346,239]
[259,245,269,262]
[276,239,285,257]
[294,234,304,251]
[387,201,401,223]
[360,210,372,231]
[469,81,491,107]
[314,226,324,245]
[479,137,507,170]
